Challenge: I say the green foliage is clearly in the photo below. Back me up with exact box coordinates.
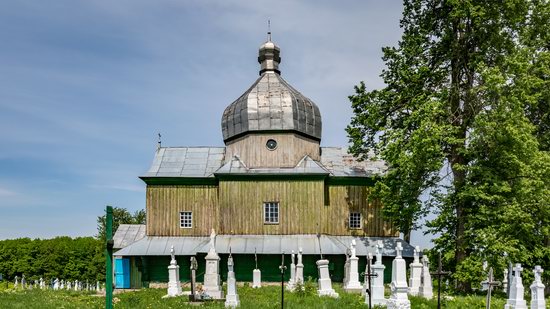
[294,276,317,298]
[96,207,146,241]
[0,237,104,282]
[347,0,550,290]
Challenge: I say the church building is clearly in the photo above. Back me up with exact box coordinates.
[112,35,414,289]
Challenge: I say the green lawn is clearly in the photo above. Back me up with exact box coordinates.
[0,282,546,308]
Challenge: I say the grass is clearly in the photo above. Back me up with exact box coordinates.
[0,281,547,308]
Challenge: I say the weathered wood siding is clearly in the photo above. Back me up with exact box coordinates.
[146,181,397,237]
[225,133,320,168]
[218,179,324,234]
[146,185,219,236]
[323,185,398,236]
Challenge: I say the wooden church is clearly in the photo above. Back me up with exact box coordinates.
[112,35,414,289]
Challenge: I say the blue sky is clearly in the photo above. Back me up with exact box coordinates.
[0,1,432,246]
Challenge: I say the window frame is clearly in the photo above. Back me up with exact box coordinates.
[179,211,193,229]
[348,212,362,229]
[263,202,280,225]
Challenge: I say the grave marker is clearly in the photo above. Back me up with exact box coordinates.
[529,266,545,309]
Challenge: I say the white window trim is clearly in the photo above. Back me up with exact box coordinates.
[349,212,362,229]
[263,202,280,225]
[179,211,193,229]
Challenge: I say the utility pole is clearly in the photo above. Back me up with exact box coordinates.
[105,206,114,309]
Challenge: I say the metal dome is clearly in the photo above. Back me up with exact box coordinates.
[221,38,322,143]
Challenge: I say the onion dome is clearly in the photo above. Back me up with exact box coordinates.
[221,36,322,143]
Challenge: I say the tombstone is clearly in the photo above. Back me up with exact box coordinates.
[21,274,26,289]
[53,278,59,290]
[295,248,304,285]
[371,240,387,305]
[252,248,262,289]
[343,251,350,289]
[225,252,240,308]
[66,280,71,290]
[530,266,546,309]
[505,264,528,309]
[39,277,45,289]
[419,255,433,299]
[503,268,509,293]
[74,280,79,291]
[14,276,19,288]
[60,279,65,290]
[386,242,411,309]
[96,281,100,292]
[344,239,362,293]
[286,250,296,291]
[78,280,82,291]
[164,245,182,297]
[316,259,339,298]
[203,229,224,299]
[408,246,422,296]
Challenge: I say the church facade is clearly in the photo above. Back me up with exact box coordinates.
[113,36,414,289]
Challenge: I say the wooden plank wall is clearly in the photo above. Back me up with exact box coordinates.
[323,185,397,236]
[225,133,320,168]
[146,185,219,236]
[146,182,397,237]
[218,179,324,234]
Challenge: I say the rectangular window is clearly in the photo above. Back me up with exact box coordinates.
[263,202,279,224]
[349,212,361,229]
[179,211,192,228]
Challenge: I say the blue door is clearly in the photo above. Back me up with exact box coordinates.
[115,258,130,288]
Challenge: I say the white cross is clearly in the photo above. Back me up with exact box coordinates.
[396,242,403,258]
[513,263,523,276]
[534,265,543,282]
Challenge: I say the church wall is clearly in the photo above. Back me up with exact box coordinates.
[224,133,320,168]
[218,179,324,234]
[323,185,398,237]
[146,185,219,236]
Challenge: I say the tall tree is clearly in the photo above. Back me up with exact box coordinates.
[347,0,549,290]
[96,207,146,241]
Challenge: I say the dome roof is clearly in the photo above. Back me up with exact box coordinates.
[221,38,322,143]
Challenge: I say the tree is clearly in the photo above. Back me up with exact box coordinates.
[347,0,549,290]
[96,207,146,241]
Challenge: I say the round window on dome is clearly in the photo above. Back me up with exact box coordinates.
[266,139,277,150]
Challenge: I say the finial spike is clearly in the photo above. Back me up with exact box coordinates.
[157,133,162,150]
[267,19,271,41]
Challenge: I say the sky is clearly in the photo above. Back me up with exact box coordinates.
[0,0,434,248]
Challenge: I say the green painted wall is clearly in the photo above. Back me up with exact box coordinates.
[133,254,398,286]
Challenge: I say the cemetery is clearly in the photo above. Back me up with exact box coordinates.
[1,1,549,309]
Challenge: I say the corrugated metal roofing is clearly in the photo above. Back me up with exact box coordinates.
[113,224,146,249]
[113,234,414,258]
[142,147,385,178]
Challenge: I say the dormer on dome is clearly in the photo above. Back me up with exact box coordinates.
[221,37,322,144]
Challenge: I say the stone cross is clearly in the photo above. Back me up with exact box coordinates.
[408,246,423,296]
[430,252,450,309]
[395,242,403,258]
[286,250,296,291]
[376,240,383,265]
[504,263,527,309]
[363,253,379,309]
[225,251,240,308]
[530,266,546,309]
[170,245,175,263]
[295,248,304,285]
[14,276,19,288]
[419,256,433,299]
[21,274,26,289]
[484,267,501,309]
[190,256,198,301]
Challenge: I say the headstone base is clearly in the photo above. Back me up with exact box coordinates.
[252,269,261,288]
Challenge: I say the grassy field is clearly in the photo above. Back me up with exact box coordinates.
[0,282,546,308]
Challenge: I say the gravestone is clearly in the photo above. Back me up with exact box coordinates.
[74,280,79,291]
[21,275,26,289]
[165,245,182,297]
[419,255,433,299]
[316,259,339,298]
[295,248,304,285]
[286,250,296,291]
[14,276,19,288]
[530,266,545,309]
[39,277,45,289]
[505,264,528,309]
[53,278,59,290]
[252,249,261,288]
[60,279,65,290]
[343,251,350,289]
[225,253,240,308]
[203,229,223,299]
[371,240,387,305]
[344,239,362,293]
[408,246,422,296]
[386,242,411,309]
[67,280,72,290]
